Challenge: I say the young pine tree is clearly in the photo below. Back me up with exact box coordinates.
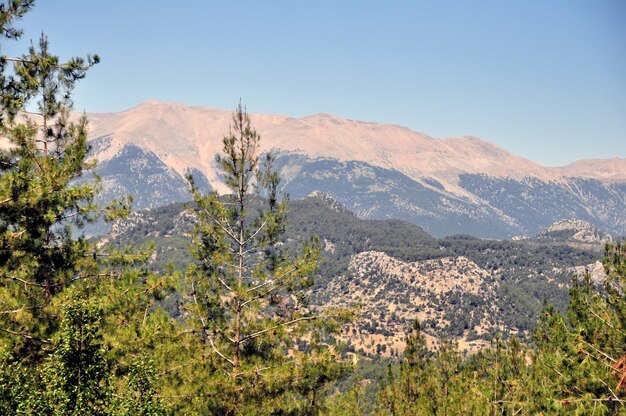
[529,242,626,413]
[183,103,350,415]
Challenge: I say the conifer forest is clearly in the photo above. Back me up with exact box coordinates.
[0,2,625,415]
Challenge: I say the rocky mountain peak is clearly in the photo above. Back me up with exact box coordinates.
[538,219,612,244]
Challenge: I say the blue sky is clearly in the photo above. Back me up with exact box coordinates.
[4,0,625,166]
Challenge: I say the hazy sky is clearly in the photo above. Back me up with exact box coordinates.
[4,0,625,166]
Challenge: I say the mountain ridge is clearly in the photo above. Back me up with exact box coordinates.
[55,100,626,238]
[84,100,624,187]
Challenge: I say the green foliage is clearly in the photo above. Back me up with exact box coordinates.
[0,297,115,415]
[0,0,114,358]
[0,3,168,414]
[41,298,114,415]
[118,357,167,416]
[372,242,626,415]
[527,242,626,413]
[2,3,623,414]
[180,103,351,414]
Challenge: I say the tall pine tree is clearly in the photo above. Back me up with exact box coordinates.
[0,0,105,356]
[0,3,166,414]
[182,103,351,415]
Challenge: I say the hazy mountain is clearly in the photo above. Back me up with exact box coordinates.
[556,157,626,180]
[82,100,626,238]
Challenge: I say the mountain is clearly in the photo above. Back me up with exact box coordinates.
[82,100,626,238]
[556,158,626,180]
[102,196,604,355]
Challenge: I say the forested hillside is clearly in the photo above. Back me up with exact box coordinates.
[102,194,604,352]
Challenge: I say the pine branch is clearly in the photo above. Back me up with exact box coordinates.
[209,335,234,367]
[190,277,208,330]
[3,57,29,63]
[66,271,117,285]
[243,221,267,246]
[584,298,625,337]
[598,378,622,402]
[0,305,43,315]
[560,397,625,405]
[240,315,320,343]
[241,264,303,308]
[0,274,45,287]
[217,275,234,292]
[155,358,209,378]
[250,359,297,376]
[215,326,235,344]
[580,339,617,364]
[245,264,298,294]
[201,207,239,242]
[0,326,50,343]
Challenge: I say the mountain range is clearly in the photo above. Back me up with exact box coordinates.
[83,100,626,238]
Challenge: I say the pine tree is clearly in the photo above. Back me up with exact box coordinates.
[378,320,431,414]
[0,1,107,355]
[515,242,626,414]
[183,103,350,414]
[0,3,167,413]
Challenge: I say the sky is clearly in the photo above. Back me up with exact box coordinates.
[3,0,625,167]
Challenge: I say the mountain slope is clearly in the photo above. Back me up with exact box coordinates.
[556,157,626,180]
[80,100,626,238]
[86,100,554,193]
